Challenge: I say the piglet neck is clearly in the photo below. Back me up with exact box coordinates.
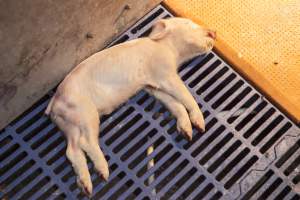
[160,39,178,62]
[159,38,194,68]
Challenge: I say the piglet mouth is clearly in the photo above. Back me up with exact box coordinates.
[205,40,214,51]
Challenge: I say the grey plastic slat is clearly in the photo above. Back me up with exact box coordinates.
[0,142,19,161]
[281,148,300,177]
[215,83,249,112]
[120,186,141,200]
[14,173,46,199]
[35,131,62,152]
[113,125,154,157]
[140,149,176,181]
[224,93,259,120]
[26,123,56,145]
[182,55,218,84]
[252,174,278,200]
[87,165,120,195]
[4,164,40,194]
[187,179,208,199]
[238,103,273,133]
[190,63,225,92]
[52,158,70,176]
[0,156,31,183]
[108,119,148,150]
[206,187,223,200]
[19,116,49,137]
[206,76,241,105]
[156,164,191,198]
[230,99,263,127]
[204,136,238,169]
[14,99,49,130]
[271,183,290,200]
[133,98,228,193]
[169,172,202,199]
[179,54,212,75]
[26,183,55,200]
[0,146,23,167]
[200,68,233,97]
[101,176,131,200]
[123,134,164,167]
[188,122,221,154]
[285,192,298,200]
[148,153,184,188]
[246,111,279,141]
[255,119,287,149]
[101,110,138,141]
[221,153,254,184]
[133,142,168,171]
[43,142,66,164]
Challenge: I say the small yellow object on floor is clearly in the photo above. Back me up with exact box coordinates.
[164,0,300,123]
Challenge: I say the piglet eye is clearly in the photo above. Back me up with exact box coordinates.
[190,23,199,29]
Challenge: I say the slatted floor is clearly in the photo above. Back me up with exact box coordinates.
[0,5,300,200]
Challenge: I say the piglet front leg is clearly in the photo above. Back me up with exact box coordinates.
[146,88,193,140]
[158,74,205,132]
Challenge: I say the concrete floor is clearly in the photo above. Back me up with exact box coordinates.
[0,0,161,129]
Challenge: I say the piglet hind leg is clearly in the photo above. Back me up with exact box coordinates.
[53,102,109,196]
[78,116,109,183]
[54,116,93,196]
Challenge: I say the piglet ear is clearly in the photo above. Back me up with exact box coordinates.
[149,20,168,40]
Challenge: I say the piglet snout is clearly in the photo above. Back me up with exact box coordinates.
[207,30,216,40]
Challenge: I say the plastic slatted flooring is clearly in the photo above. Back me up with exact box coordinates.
[0,5,300,200]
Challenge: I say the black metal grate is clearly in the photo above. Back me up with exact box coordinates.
[0,5,299,200]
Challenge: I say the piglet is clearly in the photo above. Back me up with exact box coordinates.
[45,17,216,196]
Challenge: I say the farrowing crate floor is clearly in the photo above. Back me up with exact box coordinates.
[0,5,300,200]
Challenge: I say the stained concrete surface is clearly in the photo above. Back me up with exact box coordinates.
[0,0,161,129]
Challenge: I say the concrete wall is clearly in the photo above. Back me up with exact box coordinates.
[0,0,161,129]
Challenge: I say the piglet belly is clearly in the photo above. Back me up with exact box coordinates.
[92,84,141,115]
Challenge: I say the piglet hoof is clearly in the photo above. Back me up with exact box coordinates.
[177,120,193,141]
[190,111,205,133]
[98,172,108,182]
[77,177,93,197]
[96,164,109,182]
